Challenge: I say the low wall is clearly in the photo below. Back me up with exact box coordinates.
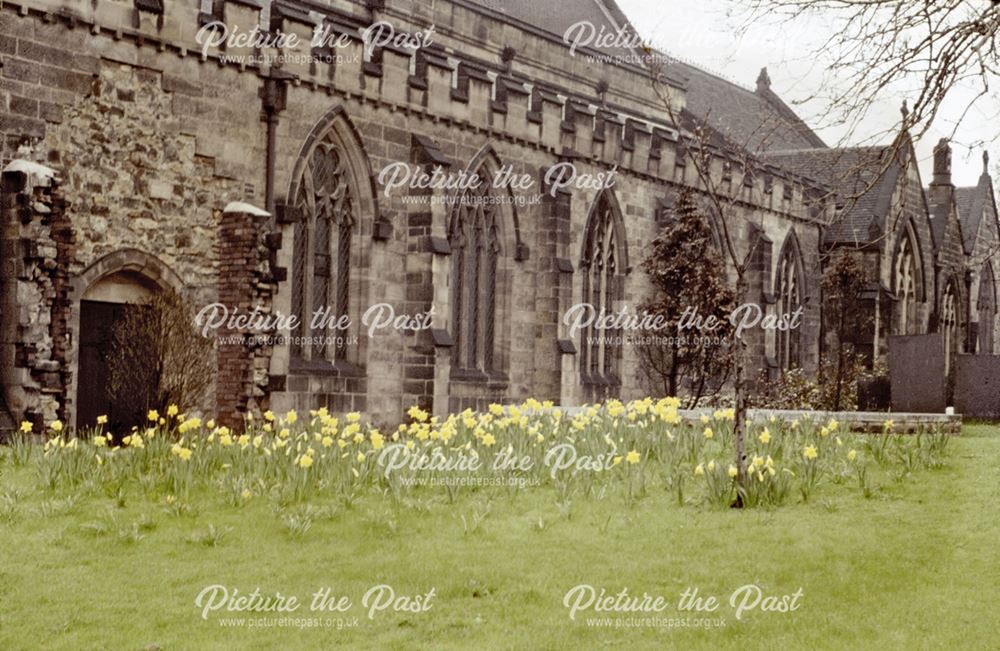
[954,354,1000,419]
[889,333,946,413]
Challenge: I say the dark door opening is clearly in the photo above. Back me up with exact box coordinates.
[76,300,147,436]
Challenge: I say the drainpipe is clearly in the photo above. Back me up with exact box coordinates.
[259,71,293,213]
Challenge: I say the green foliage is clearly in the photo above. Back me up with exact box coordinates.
[638,189,736,404]
[755,249,885,412]
[753,355,882,411]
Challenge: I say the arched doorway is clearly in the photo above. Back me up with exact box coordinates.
[70,250,184,433]
[76,271,161,432]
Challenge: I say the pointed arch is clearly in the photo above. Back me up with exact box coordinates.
[891,218,925,335]
[774,230,805,371]
[286,106,376,365]
[578,188,629,393]
[447,143,519,375]
[579,188,630,272]
[940,274,963,375]
[451,143,523,254]
[979,262,997,353]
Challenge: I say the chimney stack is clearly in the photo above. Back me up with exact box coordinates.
[932,138,952,186]
[756,67,771,94]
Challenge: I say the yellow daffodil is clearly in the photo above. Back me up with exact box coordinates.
[285,410,298,424]
[147,410,159,422]
[50,420,63,433]
[241,489,252,500]
[371,431,385,450]
[626,450,640,464]
[803,445,818,460]
[96,415,108,426]
[356,451,366,463]
[847,449,858,461]
[758,428,771,444]
[19,421,32,434]
[694,463,704,476]
[167,404,179,417]
[727,465,738,478]
[93,435,107,448]
[703,427,714,439]
[264,410,275,422]
[482,433,496,447]
[298,454,313,468]
[883,419,894,432]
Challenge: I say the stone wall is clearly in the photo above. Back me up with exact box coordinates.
[888,333,946,412]
[0,0,828,428]
[215,204,280,428]
[954,354,1000,418]
[0,163,72,426]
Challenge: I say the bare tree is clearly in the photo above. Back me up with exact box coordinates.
[738,0,1000,150]
[645,67,787,497]
[108,289,214,425]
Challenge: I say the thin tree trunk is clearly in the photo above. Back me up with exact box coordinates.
[733,276,749,505]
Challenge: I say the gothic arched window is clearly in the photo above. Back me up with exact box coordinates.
[449,178,501,374]
[580,190,626,385]
[941,278,960,374]
[979,264,996,354]
[291,133,356,362]
[775,235,803,370]
[893,224,920,335]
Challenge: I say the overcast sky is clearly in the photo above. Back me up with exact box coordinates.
[616,0,998,187]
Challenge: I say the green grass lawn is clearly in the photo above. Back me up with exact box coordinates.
[1,424,998,650]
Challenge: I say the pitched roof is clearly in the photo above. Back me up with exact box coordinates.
[766,146,900,245]
[462,0,636,60]
[462,0,824,152]
[956,170,999,254]
[926,191,954,252]
[672,63,826,152]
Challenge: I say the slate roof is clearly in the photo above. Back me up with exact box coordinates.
[672,62,826,152]
[766,146,901,246]
[463,0,824,152]
[955,171,999,254]
[926,190,954,252]
[464,0,636,60]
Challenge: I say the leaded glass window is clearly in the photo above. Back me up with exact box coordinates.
[291,138,355,361]
[449,184,501,373]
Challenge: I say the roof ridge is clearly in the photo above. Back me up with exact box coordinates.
[666,55,757,93]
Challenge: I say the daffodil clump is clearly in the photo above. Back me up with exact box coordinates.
[19,400,950,508]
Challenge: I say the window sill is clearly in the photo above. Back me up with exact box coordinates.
[289,356,365,378]
[580,372,622,387]
[450,367,509,386]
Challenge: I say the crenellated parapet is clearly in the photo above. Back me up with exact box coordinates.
[0,0,825,225]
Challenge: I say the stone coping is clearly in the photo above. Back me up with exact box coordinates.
[556,406,962,434]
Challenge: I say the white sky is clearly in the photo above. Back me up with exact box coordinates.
[616,0,999,187]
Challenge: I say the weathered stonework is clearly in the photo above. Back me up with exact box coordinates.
[0,162,71,426]
[0,0,993,431]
